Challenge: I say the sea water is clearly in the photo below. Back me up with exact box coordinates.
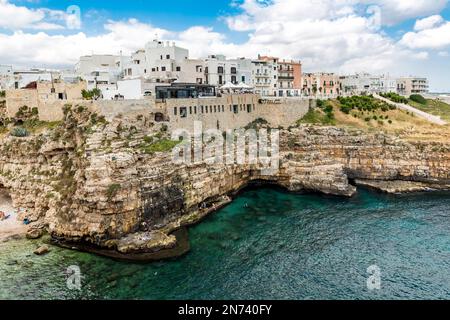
[0,188,449,300]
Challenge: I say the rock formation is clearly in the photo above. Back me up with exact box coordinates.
[0,106,449,260]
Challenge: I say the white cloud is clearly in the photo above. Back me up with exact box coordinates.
[364,0,449,25]
[414,15,444,31]
[401,22,450,49]
[0,0,76,30]
[0,0,448,91]
[0,0,45,29]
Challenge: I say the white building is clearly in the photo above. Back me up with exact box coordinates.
[102,78,158,100]
[397,77,429,96]
[204,55,238,86]
[340,73,397,95]
[75,54,129,91]
[123,40,205,85]
[0,65,13,90]
[251,58,278,97]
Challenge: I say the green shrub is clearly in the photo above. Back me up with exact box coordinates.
[410,94,427,105]
[106,184,121,200]
[380,92,409,104]
[10,127,29,137]
[81,88,102,100]
[0,90,5,98]
[337,95,393,114]
[140,139,182,155]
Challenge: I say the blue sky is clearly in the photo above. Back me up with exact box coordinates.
[2,0,450,91]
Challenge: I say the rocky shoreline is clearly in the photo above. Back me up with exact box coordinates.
[0,107,449,260]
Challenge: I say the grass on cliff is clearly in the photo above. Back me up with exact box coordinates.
[297,100,336,126]
[321,96,450,143]
[140,138,182,155]
[408,98,450,122]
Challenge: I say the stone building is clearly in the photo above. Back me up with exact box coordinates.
[4,80,86,121]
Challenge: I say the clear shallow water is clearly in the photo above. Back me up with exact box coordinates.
[1,188,450,300]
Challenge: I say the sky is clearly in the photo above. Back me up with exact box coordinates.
[1,0,450,91]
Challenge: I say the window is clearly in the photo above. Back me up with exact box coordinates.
[194,106,197,114]
[233,105,238,114]
[201,106,204,113]
[231,76,237,84]
[222,105,225,112]
[210,106,213,113]
[242,76,246,82]
[58,93,65,100]
[231,67,237,74]
[214,106,217,113]
[219,75,223,85]
[174,107,177,115]
[160,55,163,60]
[176,66,181,72]
[205,106,208,113]
[218,66,224,74]
[189,106,192,114]
[180,107,187,118]
[166,55,170,59]
[161,67,166,71]
[144,69,147,73]
[152,68,156,72]
[247,104,252,113]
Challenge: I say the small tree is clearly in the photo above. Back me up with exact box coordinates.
[81,88,102,100]
[410,94,427,105]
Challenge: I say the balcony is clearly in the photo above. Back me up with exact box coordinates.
[278,76,294,80]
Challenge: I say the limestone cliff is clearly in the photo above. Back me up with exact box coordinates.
[0,107,449,259]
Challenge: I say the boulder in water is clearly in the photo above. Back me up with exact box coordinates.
[34,245,50,256]
[27,228,44,240]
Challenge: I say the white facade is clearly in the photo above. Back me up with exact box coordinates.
[251,59,278,97]
[123,40,204,84]
[397,77,429,96]
[205,55,239,86]
[340,73,397,95]
[75,54,129,91]
[0,65,13,89]
[13,70,53,89]
[102,78,158,100]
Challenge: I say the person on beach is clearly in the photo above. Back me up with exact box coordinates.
[0,211,5,221]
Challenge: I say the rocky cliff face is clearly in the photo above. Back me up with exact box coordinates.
[1,107,449,259]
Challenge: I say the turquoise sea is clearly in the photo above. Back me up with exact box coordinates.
[1,187,450,300]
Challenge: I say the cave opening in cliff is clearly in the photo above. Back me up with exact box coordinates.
[236,179,290,197]
[0,185,14,217]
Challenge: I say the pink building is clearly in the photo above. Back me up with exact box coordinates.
[302,73,341,97]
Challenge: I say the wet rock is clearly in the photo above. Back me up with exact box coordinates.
[34,245,50,256]
[26,228,45,240]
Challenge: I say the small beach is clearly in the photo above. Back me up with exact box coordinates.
[0,190,27,242]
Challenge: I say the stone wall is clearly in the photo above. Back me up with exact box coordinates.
[164,94,312,131]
